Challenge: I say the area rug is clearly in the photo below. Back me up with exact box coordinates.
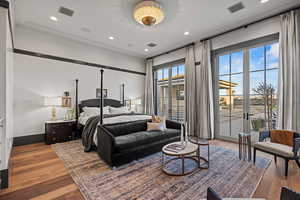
[52,140,270,200]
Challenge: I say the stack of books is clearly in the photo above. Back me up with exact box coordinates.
[165,143,185,153]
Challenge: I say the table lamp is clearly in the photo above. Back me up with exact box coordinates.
[131,98,142,113]
[44,97,62,121]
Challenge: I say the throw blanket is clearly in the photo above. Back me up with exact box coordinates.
[82,113,151,152]
[82,115,100,152]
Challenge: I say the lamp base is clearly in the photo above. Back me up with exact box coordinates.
[51,107,57,121]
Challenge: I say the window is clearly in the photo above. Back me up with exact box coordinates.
[215,39,279,141]
[155,62,185,122]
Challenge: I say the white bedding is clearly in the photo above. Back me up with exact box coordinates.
[79,114,152,146]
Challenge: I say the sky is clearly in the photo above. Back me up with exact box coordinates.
[219,42,279,96]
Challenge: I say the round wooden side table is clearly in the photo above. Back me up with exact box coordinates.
[162,142,199,176]
[189,137,210,169]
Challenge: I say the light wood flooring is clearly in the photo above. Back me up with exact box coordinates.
[0,140,299,200]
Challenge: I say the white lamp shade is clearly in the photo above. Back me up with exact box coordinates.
[132,98,142,105]
[44,97,61,106]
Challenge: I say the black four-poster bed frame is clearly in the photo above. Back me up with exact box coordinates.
[75,69,126,131]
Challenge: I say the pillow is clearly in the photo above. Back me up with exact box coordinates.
[109,106,131,114]
[147,122,165,131]
[82,106,109,117]
[270,130,294,147]
[152,115,166,130]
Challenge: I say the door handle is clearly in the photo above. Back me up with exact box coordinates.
[246,113,254,120]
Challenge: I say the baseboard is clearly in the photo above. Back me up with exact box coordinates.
[0,169,8,189]
[13,134,45,146]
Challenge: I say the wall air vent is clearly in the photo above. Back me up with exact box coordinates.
[147,43,157,48]
[59,6,74,17]
[228,2,245,13]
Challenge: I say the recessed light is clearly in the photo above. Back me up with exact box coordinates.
[260,0,269,3]
[50,16,58,21]
[144,48,149,52]
[184,31,190,35]
[109,36,114,40]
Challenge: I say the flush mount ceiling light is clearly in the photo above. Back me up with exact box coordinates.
[144,48,149,52]
[184,31,190,35]
[133,0,164,26]
[109,36,115,40]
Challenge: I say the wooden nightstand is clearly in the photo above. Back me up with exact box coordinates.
[45,119,76,145]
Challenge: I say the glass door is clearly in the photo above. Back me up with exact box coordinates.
[216,41,279,142]
[154,62,185,122]
[248,43,279,141]
[218,50,246,139]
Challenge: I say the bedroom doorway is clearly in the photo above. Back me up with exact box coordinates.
[215,39,279,142]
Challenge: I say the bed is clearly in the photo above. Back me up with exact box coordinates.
[77,98,152,152]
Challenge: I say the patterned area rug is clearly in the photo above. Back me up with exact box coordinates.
[52,140,270,200]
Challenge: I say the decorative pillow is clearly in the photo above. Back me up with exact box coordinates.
[270,130,294,147]
[147,122,165,131]
[109,106,131,114]
[82,106,109,116]
[152,115,166,130]
[152,115,161,122]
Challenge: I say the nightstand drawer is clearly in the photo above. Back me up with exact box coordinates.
[45,121,76,145]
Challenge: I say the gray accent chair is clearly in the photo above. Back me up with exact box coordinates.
[253,130,300,176]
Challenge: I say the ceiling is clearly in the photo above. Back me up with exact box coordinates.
[15,0,300,58]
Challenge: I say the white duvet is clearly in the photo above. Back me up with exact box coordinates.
[79,114,152,146]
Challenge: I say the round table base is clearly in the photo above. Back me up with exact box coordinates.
[198,156,209,169]
[162,156,198,176]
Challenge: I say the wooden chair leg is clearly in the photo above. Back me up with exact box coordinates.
[253,148,256,164]
[274,155,277,164]
[296,159,300,168]
[285,159,289,177]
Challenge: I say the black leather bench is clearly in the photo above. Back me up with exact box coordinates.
[97,120,181,167]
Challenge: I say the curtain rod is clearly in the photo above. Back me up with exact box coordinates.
[147,42,194,60]
[147,5,300,60]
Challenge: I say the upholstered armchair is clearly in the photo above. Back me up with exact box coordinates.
[253,130,300,176]
[204,187,300,200]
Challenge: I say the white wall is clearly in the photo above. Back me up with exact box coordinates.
[153,16,281,66]
[0,7,14,170]
[211,16,280,50]
[14,26,145,137]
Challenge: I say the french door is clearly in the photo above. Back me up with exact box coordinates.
[154,60,185,122]
[216,41,279,142]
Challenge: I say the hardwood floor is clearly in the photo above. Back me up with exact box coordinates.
[0,143,84,200]
[0,140,299,200]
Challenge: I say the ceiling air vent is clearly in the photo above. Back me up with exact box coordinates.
[147,43,157,48]
[59,6,74,17]
[228,2,245,13]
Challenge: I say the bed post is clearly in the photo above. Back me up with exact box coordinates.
[122,83,125,106]
[75,79,79,122]
[100,69,104,124]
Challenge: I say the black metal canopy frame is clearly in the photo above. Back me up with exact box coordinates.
[75,69,125,125]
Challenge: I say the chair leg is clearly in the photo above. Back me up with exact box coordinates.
[274,155,277,165]
[285,159,289,177]
[253,148,256,164]
[296,159,300,168]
